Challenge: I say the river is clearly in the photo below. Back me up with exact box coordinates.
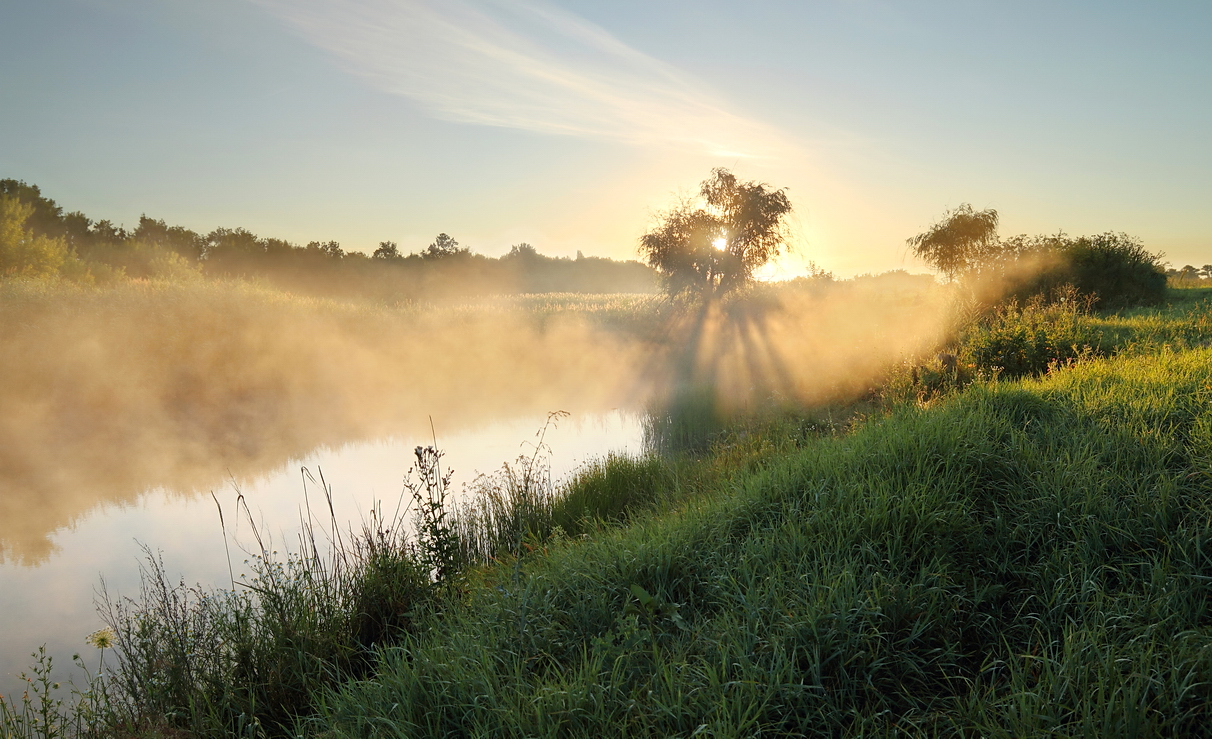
[0,409,645,700]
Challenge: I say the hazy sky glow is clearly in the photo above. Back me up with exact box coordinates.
[259,0,794,158]
[2,0,1209,275]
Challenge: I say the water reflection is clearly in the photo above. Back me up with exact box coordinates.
[0,410,644,699]
[1,280,954,698]
[0,284,657,567]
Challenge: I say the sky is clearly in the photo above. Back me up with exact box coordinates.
[1,0,1209,277]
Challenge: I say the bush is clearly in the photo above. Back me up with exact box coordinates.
[1061,232,1167,309]
[996,232,1166,310]
[961,291,1098,378]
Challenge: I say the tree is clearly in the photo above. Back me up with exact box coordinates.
[205,227,262,260]
[503,243,538,260]
[90,219,129,245]
[640,168,792,298]
[422,233,468,259]
[134,216,204,261]
[0,195,70,277]
[907,203,1000,281]
[373,241,402,260]
[306,240,344,259]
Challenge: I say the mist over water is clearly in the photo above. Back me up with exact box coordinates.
[0,275,949,695]
[0,282,655,564]
[0,278,947,563]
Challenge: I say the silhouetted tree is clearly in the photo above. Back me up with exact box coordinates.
[422,233,467,259]
[373,241,402,260]
[1175,264,1200,282]
[639,168,793,299]
[907,203,1000,281]
[205,227,262,260]
[263,238,295,257]
[503,243,538,260]
[306,240,344,259]
[90,219,128,245]
[134,216,204,260]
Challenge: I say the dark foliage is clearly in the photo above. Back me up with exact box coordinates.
[1060,232,1168,308]
[640,168,792,299]
[1000,232,1166,310]
[907,203,1000,282]
[0,178,660,297]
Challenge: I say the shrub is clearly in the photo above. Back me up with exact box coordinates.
[994,232,1166,310]
[1061,232,1167,309]
[961,291,1099,378]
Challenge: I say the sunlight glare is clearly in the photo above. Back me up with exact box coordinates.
[712,238,727,250]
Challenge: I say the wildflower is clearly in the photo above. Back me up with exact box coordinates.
[86,628,116,650]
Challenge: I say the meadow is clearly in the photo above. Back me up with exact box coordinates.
[3,280,1210,737]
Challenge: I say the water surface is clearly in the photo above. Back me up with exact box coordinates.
[0,410,644,699]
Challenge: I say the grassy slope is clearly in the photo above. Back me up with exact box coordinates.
[315,312,1212,736]
[6,285,1211,737]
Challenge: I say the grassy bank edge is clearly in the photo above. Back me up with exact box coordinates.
[4,287,1212,737]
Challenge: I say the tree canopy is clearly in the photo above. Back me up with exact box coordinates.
[423,233,468,260]
[640,168,793,299]
[907,203,1000,281]
[0,195,70,277]
[373,241,402,260]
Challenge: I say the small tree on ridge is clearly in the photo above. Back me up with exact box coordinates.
[907,203,1000,281]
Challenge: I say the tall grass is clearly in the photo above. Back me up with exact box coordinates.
[458,451,672,567]
[7,286,1212,737]
[0,429,672,737]
[86,484,431,737]
[310,346,1212,736]
[953,285,1212,379]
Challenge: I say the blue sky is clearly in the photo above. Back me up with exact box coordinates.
[2,0,1209,276]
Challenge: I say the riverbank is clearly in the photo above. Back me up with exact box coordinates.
[4,286,1211,736]
[317,346,1212,737]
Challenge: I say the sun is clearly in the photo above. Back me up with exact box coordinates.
[712,238,727,250]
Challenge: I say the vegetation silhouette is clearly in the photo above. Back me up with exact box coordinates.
[635,169,803,444]
[0,179,660,299]
[906,203,1000,282]
[909,201,1167,309]
[640,168,792,300]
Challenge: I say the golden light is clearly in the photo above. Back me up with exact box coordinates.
[712,237,727,250]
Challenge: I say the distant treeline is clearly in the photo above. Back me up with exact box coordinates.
[1166,263,1212,284]
[0,179,659,299]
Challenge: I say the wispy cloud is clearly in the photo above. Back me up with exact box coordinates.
[256,0,793,158]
